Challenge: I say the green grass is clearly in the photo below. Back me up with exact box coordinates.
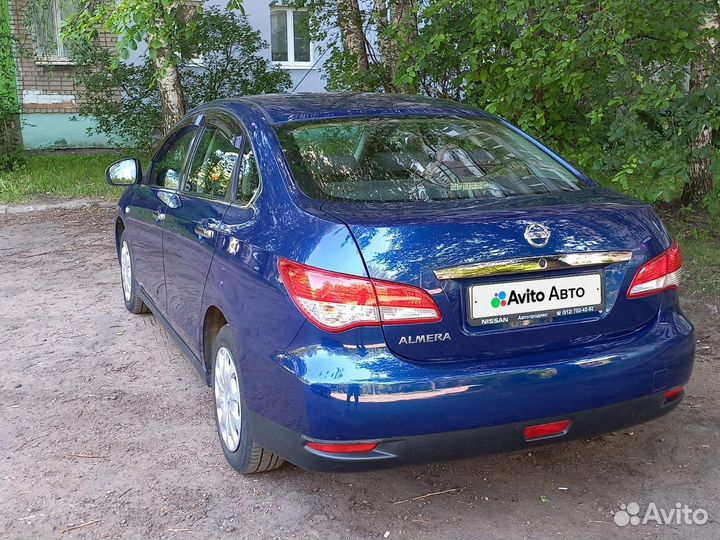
[0,151,147,203]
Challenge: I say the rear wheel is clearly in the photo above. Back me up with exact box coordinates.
[211,325,284,474]
[119,231,148,314]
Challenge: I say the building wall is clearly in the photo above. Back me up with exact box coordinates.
[20,113,115,148]
[126,2,329,92]
[239,0,326,93]
[12,1,328,149]
[9,0,117,148]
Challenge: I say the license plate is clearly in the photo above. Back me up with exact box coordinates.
[469,272,604,326]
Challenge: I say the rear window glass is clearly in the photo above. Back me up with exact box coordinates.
[276,118,586,202]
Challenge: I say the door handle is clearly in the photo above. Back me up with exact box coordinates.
[153,210,166,221]
[194,224,215,239]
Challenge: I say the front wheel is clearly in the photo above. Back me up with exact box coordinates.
[119,231,148,314]
[212,325,284,474]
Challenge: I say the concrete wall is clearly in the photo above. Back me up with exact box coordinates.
[9,0,118,148]
[19,113,114,148]
[13,1,328,149]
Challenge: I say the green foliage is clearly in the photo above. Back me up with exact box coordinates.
[288,0,388,92]
[399,0,720,209]
[181,9,291,105]
[303,0,719,212]
[62,0,198,69]
[0,0,23,171]
[71,8,291,148]
[72,44,161,148]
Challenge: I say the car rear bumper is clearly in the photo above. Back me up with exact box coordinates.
[247,307,694,471]
[251,390,683,472]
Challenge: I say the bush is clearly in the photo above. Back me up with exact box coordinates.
[181,9,291,106]
[73,8,291,148]
[1,4,23,171]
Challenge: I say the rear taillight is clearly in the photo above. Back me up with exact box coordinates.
[627,241,682,299]
[278,258,442,332]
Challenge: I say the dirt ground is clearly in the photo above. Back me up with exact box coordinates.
[1,205,719,540]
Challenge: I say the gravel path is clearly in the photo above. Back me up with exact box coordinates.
[1,206,718,539]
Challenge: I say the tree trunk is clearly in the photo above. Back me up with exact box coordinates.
[390,0,416,41]
[153,52,186,134]
[337,0,371,90]
[389,0,418,93]
[374,0,397,92]
[681,12,718,205]
[682,123,714,206]
[149,2,188,134]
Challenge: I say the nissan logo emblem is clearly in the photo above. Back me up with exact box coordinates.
[524,222,551,248]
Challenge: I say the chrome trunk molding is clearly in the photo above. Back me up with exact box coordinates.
[433,251,633,280]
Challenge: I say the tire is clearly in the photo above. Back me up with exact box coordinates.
[118,231,148,314]
[211,325,284,474]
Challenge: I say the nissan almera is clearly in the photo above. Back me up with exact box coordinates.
[106,93,694,473]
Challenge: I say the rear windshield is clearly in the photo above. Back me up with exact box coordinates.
[275,118,586,202]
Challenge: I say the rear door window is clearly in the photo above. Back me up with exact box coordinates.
[148,126,198,189]
[185,126,240,198]
[236,144,261,205]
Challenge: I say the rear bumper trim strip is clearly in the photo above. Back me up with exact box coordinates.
[433,251,633,280]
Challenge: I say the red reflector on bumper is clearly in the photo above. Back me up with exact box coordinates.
[663,386,684,402]
[306,442,378,454]
[524,419,572,441]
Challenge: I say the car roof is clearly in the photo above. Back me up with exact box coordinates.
[216,92,490,125]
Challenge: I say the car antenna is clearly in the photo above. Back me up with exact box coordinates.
[291,46,329,94]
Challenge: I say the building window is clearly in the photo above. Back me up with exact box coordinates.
[33,0,75,61]
[270,8,312,67]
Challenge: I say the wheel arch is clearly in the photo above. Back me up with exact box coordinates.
[202,305,228,383]
[115,217,125,259]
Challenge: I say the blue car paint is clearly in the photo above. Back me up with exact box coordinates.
[114,93,694,470]
[162,192,230,348]
[123,185,168,307]
[280,298,693,439]
[319,194,670,364]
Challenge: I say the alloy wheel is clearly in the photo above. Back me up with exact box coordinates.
[214,346,242,452]
[120,241,132,302]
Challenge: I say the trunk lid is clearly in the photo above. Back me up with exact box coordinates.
[321,189,670,365]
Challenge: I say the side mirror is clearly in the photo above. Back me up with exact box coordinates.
[106,158,142,186]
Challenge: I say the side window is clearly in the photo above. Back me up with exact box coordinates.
[237,144,261,205]
[149,127,197,189]
[185,127,239,198]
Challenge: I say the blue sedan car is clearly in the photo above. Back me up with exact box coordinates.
[107,93,694,473]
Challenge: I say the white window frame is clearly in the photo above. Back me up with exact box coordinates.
[270,7,314,70]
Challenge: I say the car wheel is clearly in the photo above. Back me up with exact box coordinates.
[119,231,148,314]
[212,324,284,474]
